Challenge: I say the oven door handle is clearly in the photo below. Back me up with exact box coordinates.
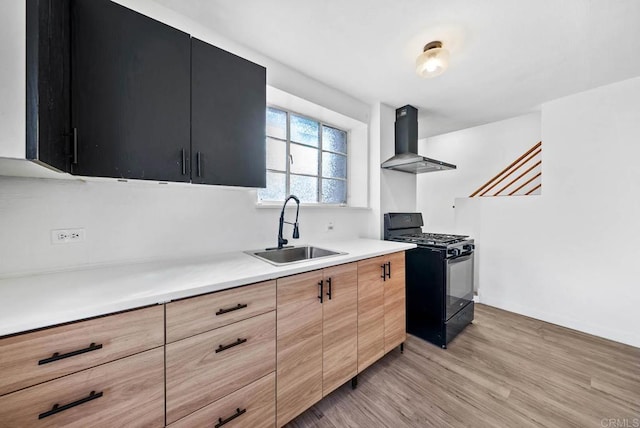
[447,253,473,263]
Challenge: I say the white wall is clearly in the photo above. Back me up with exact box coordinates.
[417,112,541,232]
[0,177,369,276]
[423,77,640,348]
[0,0,374,277]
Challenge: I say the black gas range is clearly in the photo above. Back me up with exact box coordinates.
[384,213,475,348]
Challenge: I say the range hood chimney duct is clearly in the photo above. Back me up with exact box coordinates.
[381,105,456,174]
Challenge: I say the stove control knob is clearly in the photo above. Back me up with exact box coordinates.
[463,244,475,251]
[448,248,461,257]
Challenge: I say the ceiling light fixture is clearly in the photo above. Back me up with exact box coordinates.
[416,41,449,78]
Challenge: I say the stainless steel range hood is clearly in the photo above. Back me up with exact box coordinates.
[381,105,456,174]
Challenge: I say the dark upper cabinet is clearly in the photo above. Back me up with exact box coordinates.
[26,0,72,172]
[70,0,191,181]
[191,39,266,187]
[27,0,266,186]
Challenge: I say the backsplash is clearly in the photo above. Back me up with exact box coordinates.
[0,176,369,277]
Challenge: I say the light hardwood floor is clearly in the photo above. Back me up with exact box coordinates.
[286,304,640,428]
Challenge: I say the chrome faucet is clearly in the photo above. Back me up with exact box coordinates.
[275,195,300,250]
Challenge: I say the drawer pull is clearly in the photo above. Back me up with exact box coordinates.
[38,390,103,419]
[215,303,248,316]
[214,407,246,428]
[215,338,247,353]
[38,342,103,365]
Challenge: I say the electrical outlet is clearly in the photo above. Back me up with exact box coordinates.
[326,221,334,232]
[51,228,85,244]
[68,229,85,242]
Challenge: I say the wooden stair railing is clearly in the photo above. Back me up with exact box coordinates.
[470,141,542,197]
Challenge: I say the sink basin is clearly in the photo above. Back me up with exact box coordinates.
[245,246,346,266]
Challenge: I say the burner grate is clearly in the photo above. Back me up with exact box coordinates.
[396,232,469,245]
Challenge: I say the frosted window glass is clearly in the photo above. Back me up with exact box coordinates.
[258,171,286,202]
[322,152,347,179]
[290,174,318,203]
[322,179,347,204]
[266,107,287,139]
[266,138,286,171]
[290,114,319,147]
[322,126,347,154]
[290,143,319,176]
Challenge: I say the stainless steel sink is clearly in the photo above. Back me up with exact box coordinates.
[245,246,346,266]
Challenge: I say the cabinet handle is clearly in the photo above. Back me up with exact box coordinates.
[326,277,332,300]
[215,303,248,316]
[215,338,247,353]
[196,152,202,177]
[380,264,386,281]
[386,261,391,279]
[318,280,324,303]
[181,149,187,175]
[38,390,103,419]
[71,128,78,165]
[38,342,103,365]
[214,407,247,428]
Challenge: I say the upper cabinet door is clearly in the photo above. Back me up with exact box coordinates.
[26,0,72,172]
[191,38,266,187]
[71,0,191,181]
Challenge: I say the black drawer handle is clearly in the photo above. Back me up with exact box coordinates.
[215,338,247,353]
[38,390,103,419]
[215,407,246,428]
[318,280,324,303]
[215,303,248,316]
[38,343,103,365]
[386,261,391,279]
[326,277,332,300]
[380,264,386,281]
[181,148,189,175]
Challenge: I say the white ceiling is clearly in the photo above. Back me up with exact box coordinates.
[153,0,640,137]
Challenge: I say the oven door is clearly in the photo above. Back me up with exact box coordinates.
[445,251,474,320]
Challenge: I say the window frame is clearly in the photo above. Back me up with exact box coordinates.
[262,105,349,205]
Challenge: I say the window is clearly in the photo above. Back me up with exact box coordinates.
[258,106,348,204]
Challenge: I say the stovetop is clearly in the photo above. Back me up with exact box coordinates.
[383,213,471,247]
[391,232,469,246]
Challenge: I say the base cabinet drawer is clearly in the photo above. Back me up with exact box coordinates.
[166,311,276,424]
[169,372,275,428]
[0,305,164,396]
[0,347,164,428]
[166,281,276,343]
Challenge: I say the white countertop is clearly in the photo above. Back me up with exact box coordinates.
[0,239,415,337]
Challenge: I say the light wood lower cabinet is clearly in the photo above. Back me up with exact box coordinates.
[276,262,359,427]
[0,251,405,427]
[384,251,406,353]
[0,305,164,396]
[357,252,406,372]
[168,372,275,428]
[166,310,276,424]
[166,280,276,343]
[357,255,386,372]
[0,347,164,428]
[276,270,324,427]
[322,263,358,396]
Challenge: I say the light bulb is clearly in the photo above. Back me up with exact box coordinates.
[416,41,450,78]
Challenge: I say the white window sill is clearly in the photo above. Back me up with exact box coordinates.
[255,202,371,211]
